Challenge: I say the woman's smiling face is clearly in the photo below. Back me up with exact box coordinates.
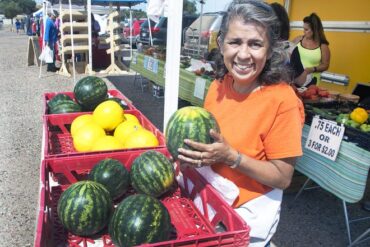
[220,18,270,86]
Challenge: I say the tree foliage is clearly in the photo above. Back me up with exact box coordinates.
[183,0,197,14]
[0,0,36,19]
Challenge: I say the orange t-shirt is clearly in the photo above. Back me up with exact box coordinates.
[204,75,304,207]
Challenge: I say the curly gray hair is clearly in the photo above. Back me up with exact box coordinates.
[215,0,292,84]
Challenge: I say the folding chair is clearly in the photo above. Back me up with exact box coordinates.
[294,125,370,246]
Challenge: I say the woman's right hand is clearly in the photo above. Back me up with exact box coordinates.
[177,129,238,169]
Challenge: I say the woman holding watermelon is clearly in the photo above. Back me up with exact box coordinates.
[177,1,304,246]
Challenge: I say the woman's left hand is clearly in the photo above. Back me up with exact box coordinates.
[177,129,235,169]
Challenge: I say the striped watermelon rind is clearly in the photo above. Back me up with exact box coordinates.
[57,180,113,236]
[165,106,219,160]
[74,76,108,111]
[49,99,82,114]
[88,158,130,200]
[109,194,172,247]
[47,93,74,109]
[130,150,175,198]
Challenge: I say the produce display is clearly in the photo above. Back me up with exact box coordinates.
[109,194,172,247]
[70,114,94,137]
[114,120,142,143]
[165,106,219,160]
[70,100,159,152]
[55,153,173,245]
[130,150,175,197]
[47,93,74,109]
[88,158,130,200]
[93,100,125,131]
[72,122,106,152]
[48,93,82,114]
[299,85,330,101]
[57,181,113,236]
[122,128,159,149]
[304,90,370,151]
[74,76,108,111]
[306,105,369,133]
[91,135,124,151]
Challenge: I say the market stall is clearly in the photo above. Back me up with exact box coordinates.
[130,51,213,106]
[34,75,251,246]
[294,84,370,245]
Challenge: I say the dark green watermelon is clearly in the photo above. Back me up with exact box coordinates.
[165,106,219,160]
[57,181,113,236]
[49,99,82,114]
[74,76,108,111]
[109,194,172,247]
[47,93,74,110]
[130,150,175,198]
[106,97,129,110]
[88,158,130,200]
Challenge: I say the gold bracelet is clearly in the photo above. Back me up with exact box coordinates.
[230,151,242,169]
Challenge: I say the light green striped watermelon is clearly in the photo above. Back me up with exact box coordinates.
[88,158,130,200]
[74,76,108,111]
[109,194,172,247]
[130,151,175,198]
[165,106,219,160]
[57,181,113,236]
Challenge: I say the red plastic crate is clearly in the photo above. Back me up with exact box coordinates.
[42,109,166,159]
[43,89,136,115]
[34,149,250,247]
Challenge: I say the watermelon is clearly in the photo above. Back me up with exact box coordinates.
[130,150,175,197]
[74,76,108,111]
[109,194,172,247]
[49,99,82,114]
[165,106,219,160]
[47,93,74,110]
[57,181,113,236]
[88,158,130,200]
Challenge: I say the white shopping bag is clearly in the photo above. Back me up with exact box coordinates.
[39,46,53,63]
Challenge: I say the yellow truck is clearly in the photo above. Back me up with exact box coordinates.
[269,0,370,94]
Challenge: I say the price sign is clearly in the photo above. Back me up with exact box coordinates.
[143,55,158,74]
[194,77,206,100]
[305,116,345,161]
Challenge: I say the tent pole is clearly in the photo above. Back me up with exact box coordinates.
[163,0,183,131]
[87,0,94,74]
[147,15,153,47]
[129,5,133,59]
[197,0,204,57]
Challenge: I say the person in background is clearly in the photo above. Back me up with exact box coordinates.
[270,2,308,87]
[15,19,21,34]
[44,12,58,72]
[177,0,304,246]
[26,15,32,36]
[91,13,101,46]
[21,18,25,33]
[292,13,330,86]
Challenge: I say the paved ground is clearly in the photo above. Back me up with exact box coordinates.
[0,28,369,247]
